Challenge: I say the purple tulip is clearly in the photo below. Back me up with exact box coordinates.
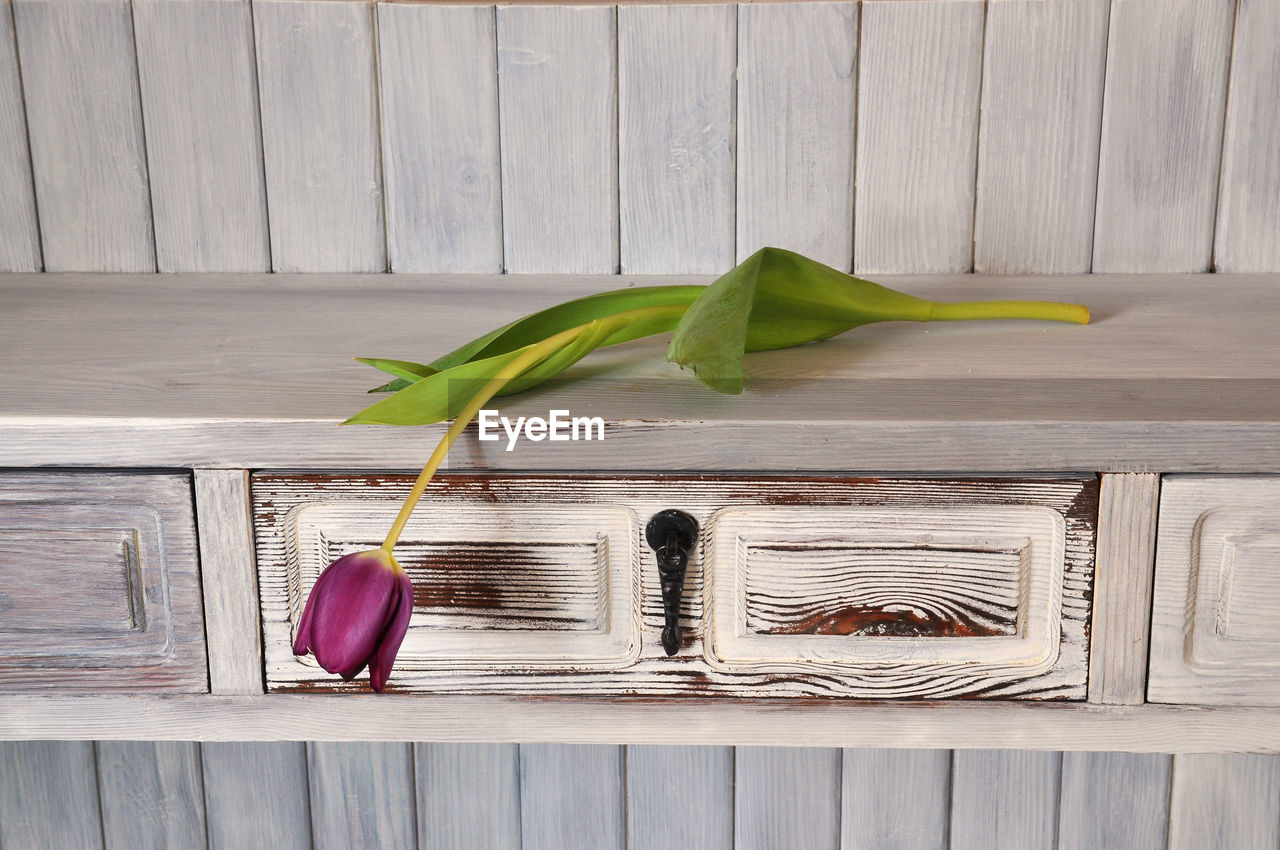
[292,549,414,692]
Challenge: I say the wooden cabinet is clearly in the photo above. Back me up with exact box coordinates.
[1148,476,1280,706]
[0,473,207,692]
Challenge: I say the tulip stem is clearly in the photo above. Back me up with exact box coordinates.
[926,300,1090,324]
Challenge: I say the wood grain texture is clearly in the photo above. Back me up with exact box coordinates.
[202,741,311,850]
[0,741,104,849]
[1058,752,1171,849]
[97,741,207,850]
[1088,472,1159,705]
[1092,0,1235,272]
[308,742,417,850]
[627,746,733,850]
[1168,754,1280,849]
[950,750,1061,849]
[974,0,1109,273]
[133,0,269,273]
[0,0,39,272]
[855,0,984,275]
[618,4,734,274]
[195,469,263,695]
[1213,0,1280,272]
[737,2,855,270]
[497,6,617,273]
[415,743,520,850]
[841,749,949,850]
[520,744,625,850]
[1149,476,1280,705]
[0,472,207,693]
[378,3,501,273]
[12,0,154,272]
[736,747,841,850]
[253,0,384,272]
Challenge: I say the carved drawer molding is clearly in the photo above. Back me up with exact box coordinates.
[254,473,1098,699]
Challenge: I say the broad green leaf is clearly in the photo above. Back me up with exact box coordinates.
[354,357,437,394]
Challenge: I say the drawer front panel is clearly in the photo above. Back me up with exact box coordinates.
[1149,476,1280,705]
[254,474,1097,699]
[0,472,207,692]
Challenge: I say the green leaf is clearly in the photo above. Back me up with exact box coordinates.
[354,357,437,394]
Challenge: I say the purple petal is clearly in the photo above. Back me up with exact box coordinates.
[292,562,336,655]
[304,550,399,676]
[369,571,414,693]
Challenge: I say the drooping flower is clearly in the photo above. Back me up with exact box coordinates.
[292,549,413,692]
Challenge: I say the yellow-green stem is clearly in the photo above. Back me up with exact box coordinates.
[926,300,1090,324]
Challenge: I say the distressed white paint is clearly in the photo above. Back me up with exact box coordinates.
[736,748,841,850]
[12,0,154,272]
[974,0,1110,273]
[202,742,311,850]
[308,742,417,850]
[737,2,856,270]
[627,746,733,850]
[497,6,617,273]
[951,751,1061,849]
[98,741,208,849]
[841,749,949,850]
[1213,0,1280,272]
[1088,473,1160,705]
[253,0,385,272]
[855,0,984,274]
[1059,752,1171,849]
[0,0,39,271]
[1168,754,1280,849]
[520,744,624,850]
[1149,476,1280,705]
[378,3,501,273]
[1092,0,1236,272]
[618,4,735,274]
[416,743,521,850]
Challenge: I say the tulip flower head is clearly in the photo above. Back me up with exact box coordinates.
[293,548,413,692]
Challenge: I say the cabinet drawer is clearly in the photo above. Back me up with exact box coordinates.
[0,472,207,692]
[1149,476,1280,705]
[254,473,1098,698]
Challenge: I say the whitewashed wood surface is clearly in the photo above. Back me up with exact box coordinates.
[0,0,39,272]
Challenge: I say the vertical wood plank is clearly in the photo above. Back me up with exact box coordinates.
[415,743,520,850]
[195,469,264,696]
[950,750,1061,850]
[618,4,735,274]
[520,744,624,850]
[98,741,207,850]
[202,741,311,850]
[1168,754,1280,850]
[253,0,385,272]
[0,0,39,272]
[974,0,1110,274]
[737,2,856,271]
[0,741,104,849]
[1059,752,1170,850]
[1088,473,1160,705]
[308,742,417,850]
[736,747,841,850]
[855,0,985,275]
[1213,0,1280,272]
[12,0,155,272]
[378,3,502,274]
[627,746,733,850]
[1092,0,1235,273]
[841,749,949,850]
[497,6,617,274]
[133,0,269,272]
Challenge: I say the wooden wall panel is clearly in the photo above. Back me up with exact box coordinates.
[0,741,104,849]
[1168,754,1280,850]
[97,742,208,850]
[1213,0,1280,272]
[627,746,734,850]
[736,747,841,850]
[737,2,856,271]
[253,0,385,272]
[950,750,1061,850]
[1059,752,1170,850]
[202,741,312,850]
[378,3,502,273]
[854,0,984,275]
[841,749,949,850]
[520,744,625,850]
[974,0,1109,274]
[133,0,268,273]
[416,743,521,850]
[308,742,417,850]
[0,0,39,272]
[619,4,735,274]
[497,6,617,274]
[1092,0,1235,272]
[12,0,154,272]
